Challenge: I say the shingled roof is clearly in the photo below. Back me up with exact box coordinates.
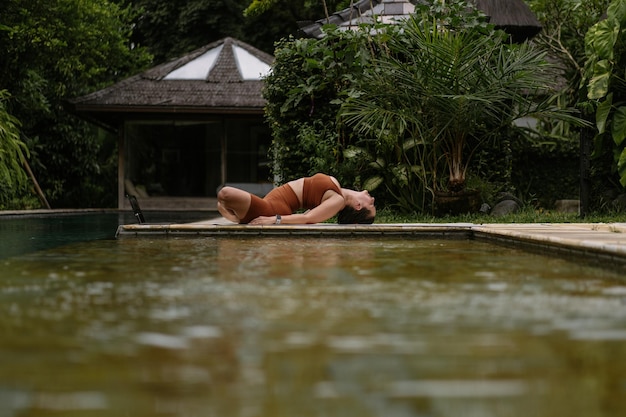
[474,0,541,42]
[298,0,541,43]
[67,37,274,128]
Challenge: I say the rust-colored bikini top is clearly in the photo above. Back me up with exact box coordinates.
[301,174,343,209]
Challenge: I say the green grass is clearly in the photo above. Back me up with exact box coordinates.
[374,206,626,224]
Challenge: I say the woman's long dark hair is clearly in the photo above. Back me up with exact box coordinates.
[337,206,375,224]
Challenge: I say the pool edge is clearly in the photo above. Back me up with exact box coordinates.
[115,222,626,269]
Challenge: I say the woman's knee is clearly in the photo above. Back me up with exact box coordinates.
[217,186,252,214]
[217,186,238,203]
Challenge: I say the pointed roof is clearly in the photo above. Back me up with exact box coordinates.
[67,37,274,128]
[299,0,541,43]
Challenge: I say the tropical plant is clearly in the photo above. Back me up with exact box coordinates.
[344,134,432,213]
[582,0,626,187]
[0,0,152,208]
[340,6,584,200]
[0,90,30,207]
[526,0,609,177]
[529,0,609,111]
[263,26,375,184]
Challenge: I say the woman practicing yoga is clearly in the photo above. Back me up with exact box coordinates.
[217,173,375,225]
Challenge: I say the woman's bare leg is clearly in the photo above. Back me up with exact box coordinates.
[217,186,252,223]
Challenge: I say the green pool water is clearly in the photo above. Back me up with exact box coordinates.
[1,234,626,416]
[0,212,209,259]
[0,213,120,259]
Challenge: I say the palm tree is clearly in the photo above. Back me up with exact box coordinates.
[341,14,580,200]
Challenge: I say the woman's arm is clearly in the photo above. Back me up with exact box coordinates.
[249,192,345,225]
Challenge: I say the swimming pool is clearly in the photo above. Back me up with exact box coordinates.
[0,211,211,259]
[1,232,625,416]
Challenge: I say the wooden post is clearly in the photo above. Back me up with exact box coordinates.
[220,118,227,185]
[22,159,51,209]
[118,123,126,210]
[579,118,592,218]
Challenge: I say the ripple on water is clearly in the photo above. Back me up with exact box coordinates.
[135,332,189,350]
[2,237,626,416]
[0,390,109,412]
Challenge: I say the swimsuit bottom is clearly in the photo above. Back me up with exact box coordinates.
[240,183,300,224]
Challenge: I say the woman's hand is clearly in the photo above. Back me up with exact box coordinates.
[249,215,279,225]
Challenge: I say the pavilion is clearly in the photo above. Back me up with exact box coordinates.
[67,37,274,210]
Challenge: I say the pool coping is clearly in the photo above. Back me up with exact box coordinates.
[116,221,626,269]
[471,223,626,269]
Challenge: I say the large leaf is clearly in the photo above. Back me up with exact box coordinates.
[611,106,626,146]
[591,133,606,159]
[608,0,626,26]
[369,157,386,169]
[585,17,619,60]
[363,175,384,191]
[343,147,366,159]
[587,60,612,99]
[595,93,613,134]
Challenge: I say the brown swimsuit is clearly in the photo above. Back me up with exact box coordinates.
[240,174,342,223]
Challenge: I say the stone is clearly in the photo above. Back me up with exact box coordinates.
[554,199,579,213]
[479,203,491,213]
[490,199,520,217]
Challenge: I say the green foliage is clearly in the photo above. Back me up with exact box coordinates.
[0,90,29,207]
[341,1,586,210]
[2,0,151,96]
[244,0,350,18]
[263,27,375,185]
[527,0,609,172]
[582,0,626,187]
[244,0,278,16]
[263,0,587,214]
[129,0,351,61]
[241,0,353,55]
[510,132,580,207]
[1,0,358,209]
[129,0,250,61]
[522,0,621,210]
[529,0,609,106]
[0,0,152,208]
[344,135,433,213]
[374,205,619,224]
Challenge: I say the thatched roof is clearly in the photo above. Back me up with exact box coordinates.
[298,0,541,43]
[475,0,541,43]
[67,37,274,129]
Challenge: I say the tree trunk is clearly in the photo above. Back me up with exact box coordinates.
[23,159,51,209]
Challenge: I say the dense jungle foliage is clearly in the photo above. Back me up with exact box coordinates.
[1,0,625,215]
[264,0,614,214]
[0,0,347,209]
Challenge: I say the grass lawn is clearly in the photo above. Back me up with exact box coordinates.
[374,206,626,224]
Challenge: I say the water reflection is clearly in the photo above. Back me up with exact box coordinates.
[1,237,626,416]
[0,213,120,259]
